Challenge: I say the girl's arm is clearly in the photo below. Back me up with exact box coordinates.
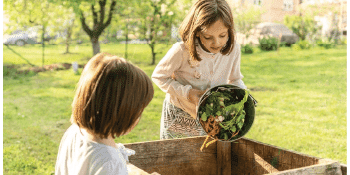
[227,43,247,89]
[152,43,192,100]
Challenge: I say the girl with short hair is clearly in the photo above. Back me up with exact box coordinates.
[56,53,154,175]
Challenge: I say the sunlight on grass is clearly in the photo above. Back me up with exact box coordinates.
[3,44,347,174]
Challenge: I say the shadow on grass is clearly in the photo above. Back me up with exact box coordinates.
[3,64,37,79]
[249,86,277,92]
[62,52,80,55]
[5,45,36,67]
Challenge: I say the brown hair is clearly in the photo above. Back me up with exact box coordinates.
[71,53,154,139]
[179,0,235,62]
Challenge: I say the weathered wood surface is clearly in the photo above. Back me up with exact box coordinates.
[340,164,347,175]
[127,163,158,175]
[230,138,324,174]
[231,138,280,174]
[124,136,346,175]
[269,159,342,175]
[254,152,280,174]
[217,140,231,175]
[124,136,217,175]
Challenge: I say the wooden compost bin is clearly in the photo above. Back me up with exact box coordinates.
[124,136,347,175]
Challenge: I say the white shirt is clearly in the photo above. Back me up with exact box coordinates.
[152,41,246,118]
[55,124,135,175]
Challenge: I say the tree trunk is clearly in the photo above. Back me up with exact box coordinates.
[149,43,156,65]
[79,0,117,57]
[143,19,147,40]
[152,50,156,65]
[91,36,100,56]
[149,14,156,65]
[65,26,72,54]
[41,25,46,67]
[125,21,129,59]
[65,40,70,54]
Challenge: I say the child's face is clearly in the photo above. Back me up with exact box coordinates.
[197,19,229,54]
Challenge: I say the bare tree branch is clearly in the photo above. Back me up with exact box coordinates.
[80,10,92,36]
[92,4,98,29]
[103,0,116,29]
[99,0,106,26]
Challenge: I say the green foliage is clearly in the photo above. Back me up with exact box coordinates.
[292,40,312,50]
[4,0,64,66]
[233,4,264,42]
[3,0,65,38]
[132,0,180,64]
[49,6,84,48]
[53,0,118,55]
[3,65,37,79]
[340,37,347,45]
[258,36,278,51]
[241,44,254,54]
[201,112,207,121]
[316,39,336,49]
[199,88,249,140]
[283,15,321,41]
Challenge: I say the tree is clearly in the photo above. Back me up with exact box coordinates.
[53,0,118,56]
[113,1,139,59]
[293,2,342,43]
[233,4,263,45]
[52,3,82,54]
[79,0,117,55]
[283,15,320,41]
[135,0,177,65]
[4,0,58,67]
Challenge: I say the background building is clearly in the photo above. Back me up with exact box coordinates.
[232,0,301,23]
[231,0,347,37]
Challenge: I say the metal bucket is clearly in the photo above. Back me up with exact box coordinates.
[196,84,257,142]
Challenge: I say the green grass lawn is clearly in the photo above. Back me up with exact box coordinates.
[3,43,347,174]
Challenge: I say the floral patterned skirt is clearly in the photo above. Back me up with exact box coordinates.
[160,98,207,140]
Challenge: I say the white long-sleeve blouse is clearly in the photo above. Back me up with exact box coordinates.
[152,40,246,118]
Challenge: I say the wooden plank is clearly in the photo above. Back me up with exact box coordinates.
[268,159,342,175]
[279,150,293,170]
[217,140,231,175]
[240,137,320,171]
[124,136,217,175]
[231,138,249,174]
[127,154,217,174]
[127,163,153,175]
[231,138,273,174]
[125,136,216,157]
[254,152,280,174]
[340,163,347,175]
[123,137,343,175]
[231,139,252,174]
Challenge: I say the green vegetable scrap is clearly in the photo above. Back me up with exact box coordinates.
[199,87,249,141]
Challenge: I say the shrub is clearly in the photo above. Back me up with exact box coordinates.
[284,15,321,41]
[241,44,254,54]
[258,36,278,51]
[316,39,335,49]
[3,65,17,77]
[292,40,311,50]
[3,65,37,79]
[340,37,347,45]
[279,41,288,47]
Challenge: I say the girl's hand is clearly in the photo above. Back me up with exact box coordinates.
[188,88,207,107]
